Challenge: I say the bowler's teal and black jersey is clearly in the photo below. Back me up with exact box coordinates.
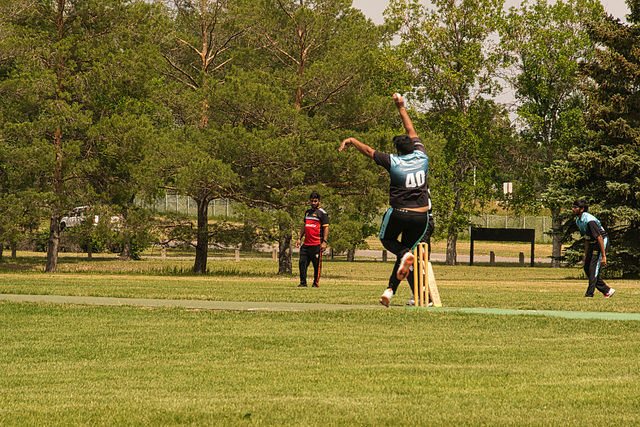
[373,137,429,209]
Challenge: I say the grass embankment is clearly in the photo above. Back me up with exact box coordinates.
[1,250,639,425]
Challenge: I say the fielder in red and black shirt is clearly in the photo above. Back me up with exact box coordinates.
[295,191,329,287]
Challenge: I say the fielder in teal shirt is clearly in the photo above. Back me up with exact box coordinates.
[572,199,615,298]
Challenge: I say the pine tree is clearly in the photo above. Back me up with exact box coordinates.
[0,0,160,271]
[213,0,390,273]
[547,1,640,277]
[500,0,604,268]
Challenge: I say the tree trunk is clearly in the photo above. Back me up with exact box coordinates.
[0,244,3,262]
[445,229,457,266]
[347,248,355,262]
[193,198,209,274]
[45,214,60,273]
[278,231,292,274]
[11,242,16,258]
[241,218,255,252]
[550,206,563,268]
[118,204,133,260]
[119,241,132,260]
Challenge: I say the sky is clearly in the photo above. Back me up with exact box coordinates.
[351,0,631,24]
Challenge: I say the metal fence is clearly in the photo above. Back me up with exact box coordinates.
[136,195,239,218]
[137,196,554,243]
[466,215,553,243]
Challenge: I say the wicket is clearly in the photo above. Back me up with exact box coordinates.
[412,243,442,307]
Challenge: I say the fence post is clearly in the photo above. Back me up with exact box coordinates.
[519,252,524,267]
[235,249,240,262]
[490,251,495,266]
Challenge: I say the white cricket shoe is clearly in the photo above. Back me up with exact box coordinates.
[380,288,394,307]
[407,297,434,307]
[605,288,616,298]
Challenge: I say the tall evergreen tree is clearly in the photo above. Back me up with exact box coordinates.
[547,1,640,277]
[500,0,604,267]
[1,0,161,271]
[0,0,44,254]
[215,0,390,273]
[147,0,246,274]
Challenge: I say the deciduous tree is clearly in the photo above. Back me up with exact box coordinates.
[386,0,511,265]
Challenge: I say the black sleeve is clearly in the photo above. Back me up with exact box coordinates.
[373,151,391,171]
[320,210,329,226]
[412,137,426,155]
[587,221,602,238]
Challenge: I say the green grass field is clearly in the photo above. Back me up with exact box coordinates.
[1,249,639,425]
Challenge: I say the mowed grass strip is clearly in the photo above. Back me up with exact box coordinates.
[1,256,639,312]
[1,303,639,425]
